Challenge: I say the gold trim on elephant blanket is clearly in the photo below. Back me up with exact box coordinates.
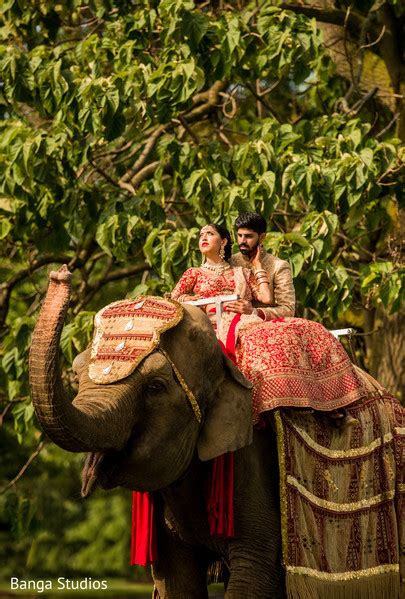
[275,395,404,599]
[89,296,183,384]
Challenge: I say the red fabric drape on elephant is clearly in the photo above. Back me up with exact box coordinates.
[206,452,235,537]
[130,491,157,566]
[205,313,240,538]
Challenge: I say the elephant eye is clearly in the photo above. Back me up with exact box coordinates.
[147,378,168,394]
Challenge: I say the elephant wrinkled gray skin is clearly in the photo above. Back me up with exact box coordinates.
[29,267,285,598]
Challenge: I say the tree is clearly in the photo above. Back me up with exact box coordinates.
[0,0,403,577]
[281,0,405,138]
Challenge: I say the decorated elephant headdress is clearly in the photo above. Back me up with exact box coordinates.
[89,296,184,384]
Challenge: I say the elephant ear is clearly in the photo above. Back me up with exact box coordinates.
[197,356,253,461]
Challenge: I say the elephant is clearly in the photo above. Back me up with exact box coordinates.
[29,267,403,599]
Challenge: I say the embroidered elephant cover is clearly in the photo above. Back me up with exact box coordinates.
[275,394,404,598]
[235,318,369,424]
[89,296,183,384]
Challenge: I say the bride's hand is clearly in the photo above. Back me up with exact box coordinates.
[203,302,215,314]
[224,299,254,314]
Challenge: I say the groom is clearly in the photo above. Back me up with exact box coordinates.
[227,212,295,319]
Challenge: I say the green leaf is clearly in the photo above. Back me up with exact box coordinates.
[183,169,209,198]
[226,16,241,55]
[290,253,305,277]
[2,348,18,374]
[259,171,276,195]
[182,11,209,46]
[284,232,310,247]
[143,228,161,265]
[95,215,120,256]
[0,216,12,239]
[360,147,374,167]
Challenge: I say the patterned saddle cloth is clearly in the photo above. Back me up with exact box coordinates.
[88,296,183,384]
[235,317,370,423]
[275,395,404,598]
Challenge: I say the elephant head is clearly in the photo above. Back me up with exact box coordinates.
[29,266,252,496]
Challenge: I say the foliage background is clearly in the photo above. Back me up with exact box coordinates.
[0,0,403,583]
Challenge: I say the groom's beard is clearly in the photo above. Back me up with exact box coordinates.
[239,242,259,258]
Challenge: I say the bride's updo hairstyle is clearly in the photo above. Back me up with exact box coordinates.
[205,223,233,261]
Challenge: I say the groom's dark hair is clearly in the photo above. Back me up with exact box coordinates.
[235,212,267,234]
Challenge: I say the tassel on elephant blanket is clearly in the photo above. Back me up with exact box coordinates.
[131,491,158,566]
[206,452,235,538]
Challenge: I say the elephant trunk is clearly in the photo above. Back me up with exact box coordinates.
[29,266,119,453]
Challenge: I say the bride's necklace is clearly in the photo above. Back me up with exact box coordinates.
[202,260,231,274]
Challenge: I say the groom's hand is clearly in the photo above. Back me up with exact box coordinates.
[224,299,254,314]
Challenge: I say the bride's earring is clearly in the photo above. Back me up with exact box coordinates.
[219,246,225,260]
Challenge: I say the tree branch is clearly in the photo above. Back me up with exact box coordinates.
[119,124,167,184]
[88,157,136,195]
[0,441,45,495]
[279,3,379,37]
[177,115,200,143]
[245,83,281,121]
[73,261,151,313]
[349,86,379,115]
[219,91,238,119]
[130,161,172,188]
[113,82,226,188]
[0,254,71,328]
[376,112,400,138]
[102,262,151,284]
[183,80,225,120]
[344,8,376,103]
[0,402,13,427]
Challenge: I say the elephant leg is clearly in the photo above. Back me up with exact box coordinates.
[224,548,286,599]
[152,527,209,599]
[224,432,286,599]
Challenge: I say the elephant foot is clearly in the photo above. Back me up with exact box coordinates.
[153,587,208,599]
[225,587,285,599]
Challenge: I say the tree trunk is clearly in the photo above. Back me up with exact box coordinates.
[364,310,405,399]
